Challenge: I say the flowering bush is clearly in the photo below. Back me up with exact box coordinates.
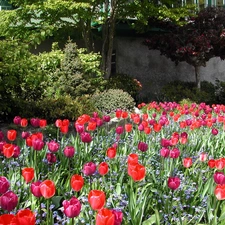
[1,102,225,224]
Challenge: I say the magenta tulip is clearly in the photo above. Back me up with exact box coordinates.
[62,196,81,218]
[168,177,180,190]
[0,176,10,194]
[83,162,96,176]
[30,181,43,198]
[63,146,75,158]
[0,191,18,211]
[80,132,92,143]
[47,141,60,153]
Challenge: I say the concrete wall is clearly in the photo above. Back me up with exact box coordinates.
[115,37,225,102]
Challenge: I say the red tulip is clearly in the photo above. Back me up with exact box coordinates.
[144,126,151,134]
[87,121,97,131]
[98,162,109,176]
[215,158,225,170]
[183,157,192,168]
[125,124,132,132]
[106,147,117,159]
[22,167,35,183]
[153,123,162,132]
[60,125,69,134]
[215,184,225,200]
[208,159,216,168]
[0,191,18,211]
[167,177,180,190]
[127,153,138,165]
[71,174,84,192]
[128,163,146,181]
[20,118,28,127]
[96,208,115,225]
[47,140,60,153]
[121,111,128,119]
[83,162,96,176]
[62,119,70,126]
[3,143,14,158]
[63,146,75,158]
[39,180,55,199]
[30,181,42,198]
[88,190,106,210]
[7,130,17,141]
[39,119,47,128]
[115,109,122,119]
[0,176,10,194]
[13,209,36,225]
[0,214,15,224]
[62,196,81,218]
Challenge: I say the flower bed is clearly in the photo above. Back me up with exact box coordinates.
[0,102,225,224]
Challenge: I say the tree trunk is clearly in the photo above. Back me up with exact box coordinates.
[194,65,201,89]
[80,18,94,52]
[101,0,117,79]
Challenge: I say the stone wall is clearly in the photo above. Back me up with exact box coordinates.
[115,37,225,102]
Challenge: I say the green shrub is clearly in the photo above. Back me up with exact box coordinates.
[11,95,97,122]
[51,41,105,98]
[161,80,216,105]
[91,89,135,114]
[106,74,142,101]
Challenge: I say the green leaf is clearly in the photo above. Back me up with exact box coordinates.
[142,214,156,225]
[116,183,122,195]
[52,196,63,209]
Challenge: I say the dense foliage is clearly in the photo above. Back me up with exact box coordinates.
[0,40,104,122]
[160,80,225,105]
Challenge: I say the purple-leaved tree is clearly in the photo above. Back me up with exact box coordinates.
[144,7,225,89]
